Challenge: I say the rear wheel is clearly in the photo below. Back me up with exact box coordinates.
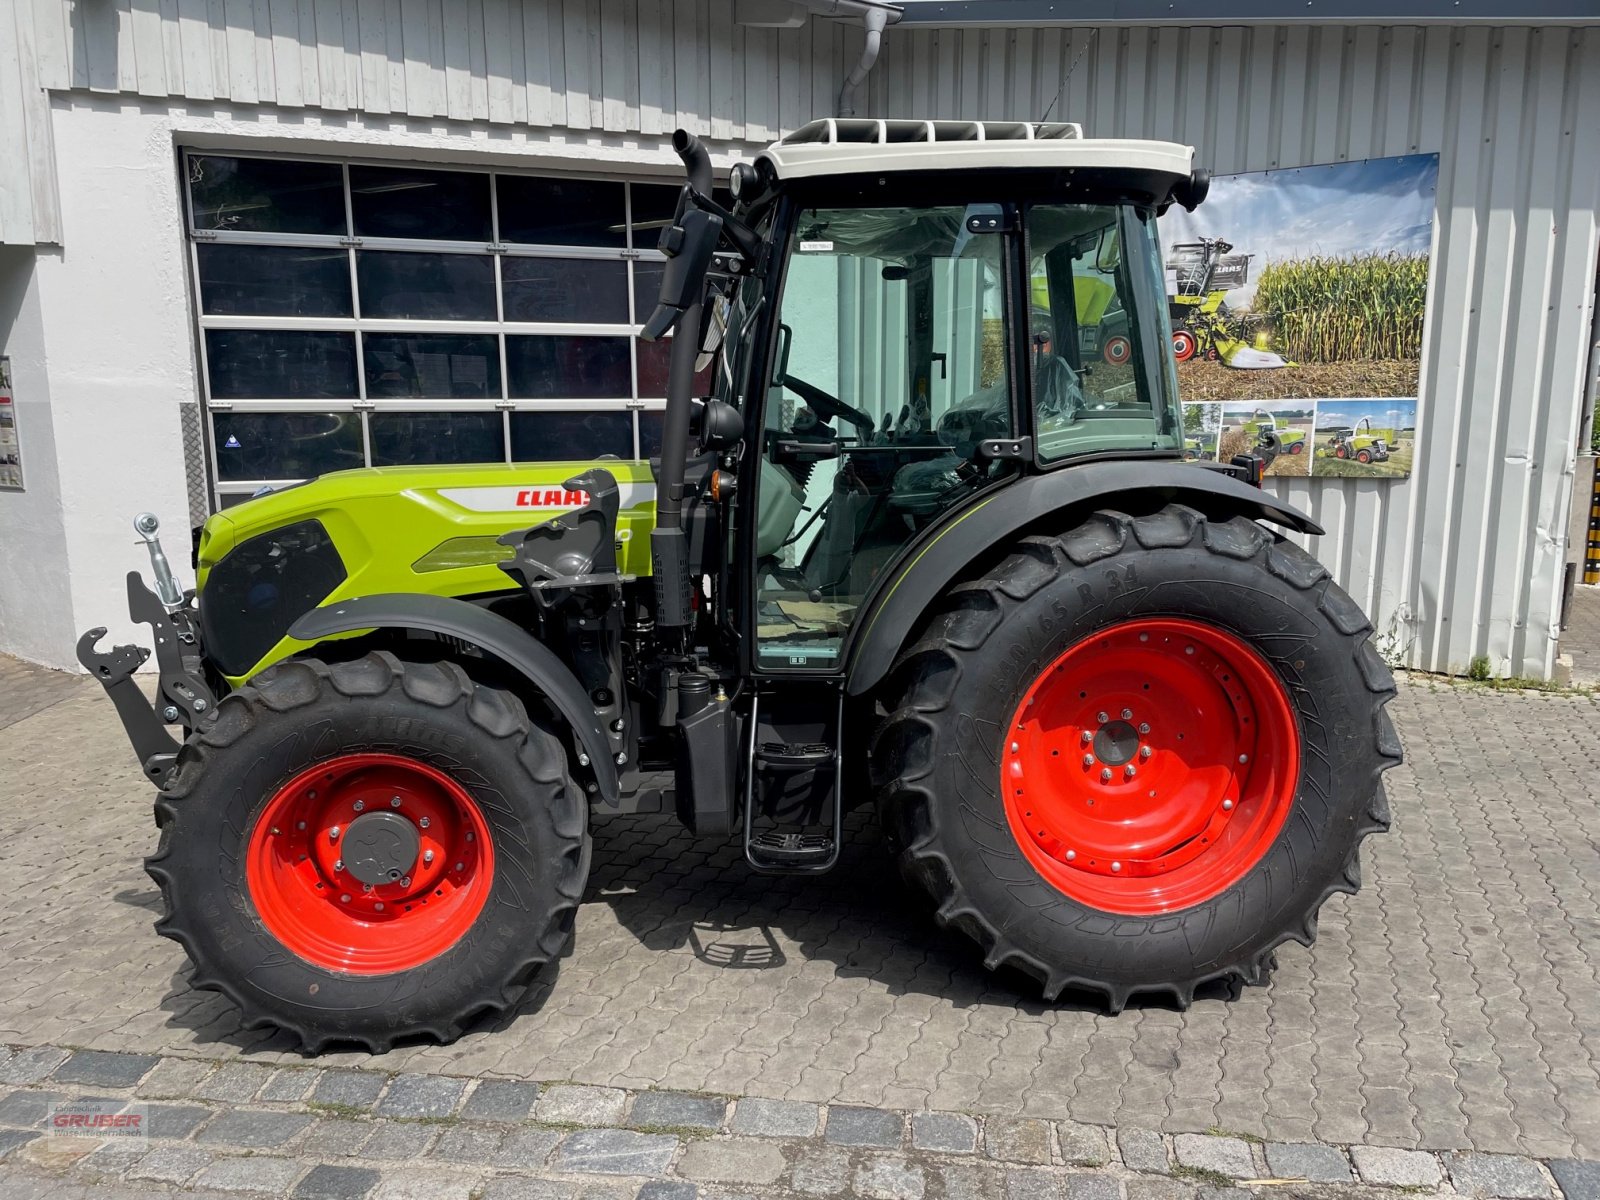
[1102,335,1132,366]
[1171,330,1198,361]
[149,651,588,1051]
[870,506,1399,1008]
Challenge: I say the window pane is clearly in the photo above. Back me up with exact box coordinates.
[635,335,712,398]
[628,183,681,245]
[506,336,631,399]
[205,330,358,399]
[509,411,633,460]
[363,333,501,399]
[502,257,630,323]
[497,177,626,246]
[633,260,665,317]
[349,165,492,241]
[369,412,504,466]
[356,251,496,320]
[197,244,353,317]
[188,155,345,235]
[638,411,664,459]
[213,411,364,480]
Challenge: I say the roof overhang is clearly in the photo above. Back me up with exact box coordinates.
[893,0,1600,24]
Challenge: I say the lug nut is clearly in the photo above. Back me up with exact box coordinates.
[1124,764,1137,778]
[1081,730,1093,744]
[1138,723,1150,734]
[362,883,373,893]
[1223,799,1235,811]
[329,825,341,841]
[419,816,430,829]
[1011,742,1020,753]
[1082,754,1094,767]
[334,859,344,872]
[1139,746,1152,760]
[400,876,411,888]
[1100,768,1112,782]
[423,850,435,865]
[1097,711,1109,724]
[353,799,365,812]
[390,795,402,808]
[1121,708,1133,720]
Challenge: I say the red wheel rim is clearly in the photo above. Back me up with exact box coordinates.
[245,754,495,974]
[1357,450,1371,463]
[1102,335,1132,366]
[1171,331,1197,361]
[1002,618,1300,916]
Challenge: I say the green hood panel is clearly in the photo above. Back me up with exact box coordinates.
[197,461,658,683]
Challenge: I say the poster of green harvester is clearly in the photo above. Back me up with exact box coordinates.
[1160,154,1436,479]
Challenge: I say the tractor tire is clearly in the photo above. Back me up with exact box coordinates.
[870,506,1399,1010]
[1171,330,1198,362]
[1289,441,1304,455]
[1356,449,1373,464]
[148,651,589,1052]
[1102,335,1132,366]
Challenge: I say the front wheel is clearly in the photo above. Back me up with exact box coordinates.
[148,651,589,1052]
[1171,330,1198,361]
[870,506,1400,1009]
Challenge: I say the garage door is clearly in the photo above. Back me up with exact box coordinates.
[183,150,687,511]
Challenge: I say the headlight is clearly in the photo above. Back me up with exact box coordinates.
[200,519,346,676]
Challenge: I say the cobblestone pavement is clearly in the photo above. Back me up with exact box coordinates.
[2,1044,1597,1199]
[1,656,1598,1188]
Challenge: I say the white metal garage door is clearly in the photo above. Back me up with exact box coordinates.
[182,150,690,511]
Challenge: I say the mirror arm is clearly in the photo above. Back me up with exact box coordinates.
[683,189,763,269]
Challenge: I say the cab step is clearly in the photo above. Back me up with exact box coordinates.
[742,688,842,874]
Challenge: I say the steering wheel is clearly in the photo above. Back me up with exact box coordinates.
[781,372,876,438]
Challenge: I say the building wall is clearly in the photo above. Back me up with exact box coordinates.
[864,21,1600,678]
[6,2,1599,678]
[0,245,75,664]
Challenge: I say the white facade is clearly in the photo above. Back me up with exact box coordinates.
[0,1,1596,679]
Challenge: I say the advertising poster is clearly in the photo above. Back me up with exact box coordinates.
[1159,154,1436,479]
[0,357,21,491]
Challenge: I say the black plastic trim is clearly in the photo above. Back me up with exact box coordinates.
[844,459,1323,697]
[289,593,620,800]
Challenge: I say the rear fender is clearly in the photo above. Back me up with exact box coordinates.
[846,460,1323,698]
[289,593,619,801]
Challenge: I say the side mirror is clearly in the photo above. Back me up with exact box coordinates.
[696,294,729,373]
[641,203,724,341]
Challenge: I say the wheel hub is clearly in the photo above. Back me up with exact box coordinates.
[1091,719,1140,766]
[342,811,421,886]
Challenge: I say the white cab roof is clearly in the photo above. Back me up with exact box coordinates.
[759,119,1194,181]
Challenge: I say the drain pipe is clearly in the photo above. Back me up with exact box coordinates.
[837,6,889,117]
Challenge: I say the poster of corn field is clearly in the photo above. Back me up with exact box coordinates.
[1159,154,1436,479]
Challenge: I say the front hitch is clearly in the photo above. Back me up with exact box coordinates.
[77,514,218,789]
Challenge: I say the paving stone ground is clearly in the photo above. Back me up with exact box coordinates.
[0,655,1598,1198]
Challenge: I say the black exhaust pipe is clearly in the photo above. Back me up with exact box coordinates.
[650,130,715,632]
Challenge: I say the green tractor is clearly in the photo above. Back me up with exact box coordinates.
[81,120,1398,1052]
[1329,417,1393,464]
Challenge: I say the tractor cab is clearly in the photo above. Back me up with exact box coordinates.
[641,120,1210,866]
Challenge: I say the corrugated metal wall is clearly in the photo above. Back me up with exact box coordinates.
[16,1,1600,677]
[866,23,1600,679]
[0,1,62,244]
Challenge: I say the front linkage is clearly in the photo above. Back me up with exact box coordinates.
[75,514,217,788]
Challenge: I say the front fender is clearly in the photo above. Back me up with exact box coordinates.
[289,593,619,801]
[845,460,1323,698]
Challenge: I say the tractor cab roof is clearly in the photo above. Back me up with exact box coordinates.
[758,118,1195,185]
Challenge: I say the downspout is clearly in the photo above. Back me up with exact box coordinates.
[837,6,888,117]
